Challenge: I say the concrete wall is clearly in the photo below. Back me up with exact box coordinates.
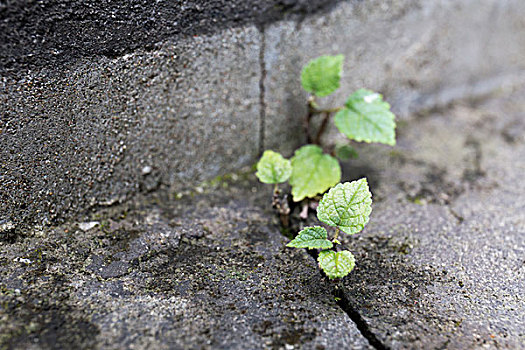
[2,0,525,228]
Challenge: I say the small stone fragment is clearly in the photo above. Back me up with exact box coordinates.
[0,219,15,233]
[78,221,100,231]
[141,165,153,175]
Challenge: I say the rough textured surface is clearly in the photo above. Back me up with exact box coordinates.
[0,175,370,349]
[0,0,347,75]
[335,86,525,348]
[263,0,525,154]
[1,27,261,227]
[3,0,525,228]
[1,86,525,348]
[1,1,525,347]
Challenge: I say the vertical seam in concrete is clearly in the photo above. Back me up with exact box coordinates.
[258,25,267,156]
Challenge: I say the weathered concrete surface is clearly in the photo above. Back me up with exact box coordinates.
[2,87,525,349]
[1,86,525,348]
[2,1,525,348]
[0,176,370,349]
[263,0,525,154]
[2,0,525,229]
[1,27,261,227]
[334,86,525,348]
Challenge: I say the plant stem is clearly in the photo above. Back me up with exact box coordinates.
[314,111,331,145]
[272,184,290,228]
[304,96,316,144]
[333,228,340,242]
[305,96,343,145]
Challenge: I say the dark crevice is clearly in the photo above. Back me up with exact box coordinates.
[334,287,389,350]
[273,185,388,349]
[296,236,388,349]
[258,24,267,156]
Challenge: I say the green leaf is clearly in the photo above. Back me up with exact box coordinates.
[289,145,341,202]
[334,89,396,146]
[318,250,356,279]
[301,55,344,97]
[317,178,372,235]
[255,150,292,184]
[287,227,333,249]
[335,144,359,161]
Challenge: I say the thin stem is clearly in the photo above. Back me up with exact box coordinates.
[314,111,331,145]
[271,183,290,228]
[308,97,321,110]
[304,96,316,144]
[333,228,340,242]
[305,96,343,145]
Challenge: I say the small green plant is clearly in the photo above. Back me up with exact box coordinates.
[288,179,372,278]
[256,54,396,279]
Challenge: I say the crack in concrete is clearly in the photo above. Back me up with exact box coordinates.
[299,241,389,349]
[334,288,389,350]
[258,25,267,156]
[447,207,465,225]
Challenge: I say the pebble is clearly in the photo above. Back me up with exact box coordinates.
[0,219,15,233]
[78,221,100,231]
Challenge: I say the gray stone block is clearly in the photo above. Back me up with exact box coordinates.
[1,27,261,227]
[1,85,524,348]
[3,0,525,230]
[0,0,348,74]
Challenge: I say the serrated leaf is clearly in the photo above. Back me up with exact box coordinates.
[335,144,359,161]
[334,89,396,146]
[317,178,372,235]
[301,55,344,97]
[256,150,292,184]
[318,250,355,279]
[287,227,333,249]
[289,145,341,202]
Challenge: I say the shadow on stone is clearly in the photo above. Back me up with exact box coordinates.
[0,275,99,349]
[0,0,348,73]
